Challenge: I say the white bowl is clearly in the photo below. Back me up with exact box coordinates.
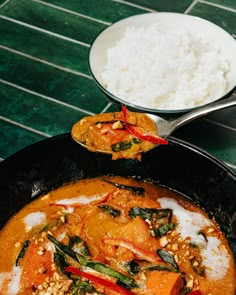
[89,12,236,115]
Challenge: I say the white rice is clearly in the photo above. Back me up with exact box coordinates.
[101,24,230,110]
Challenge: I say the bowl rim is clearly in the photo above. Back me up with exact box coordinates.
[89,12,236,115]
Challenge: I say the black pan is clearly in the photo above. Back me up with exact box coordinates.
[0,133,235,258]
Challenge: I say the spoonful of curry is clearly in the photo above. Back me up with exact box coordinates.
[71,93,236,160]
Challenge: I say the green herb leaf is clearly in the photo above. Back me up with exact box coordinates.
[103,180,145,196]
[15,240,30,266]
[157,249,179,271]
[111,141,132,152]
[98,205,121,217]
[126,260,140,275]
[128,207,171,220]
[71,278,97,295]
[54,251,69,275]
[48,234,137,289]
[142,264,179,273]
[69,235,90,256]
[128,207,175,236]
[154,223,177,237]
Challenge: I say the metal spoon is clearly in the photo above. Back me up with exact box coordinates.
[73,92,236,153]
[148,92,236,139]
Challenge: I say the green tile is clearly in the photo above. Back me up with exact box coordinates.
[207,106,236,129]
[0,82,86,135]
[0,0,7,5]
[0,48,109,113]
[0,19,90,75]
[0,119,46,159]
[207,0,236,10]
[189,2,236,35]
[0,0,107,44]
[38,0,148,23]
[122,0,194,13]
[174,118,236,166]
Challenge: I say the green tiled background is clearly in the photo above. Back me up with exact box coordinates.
[0,0,236,171]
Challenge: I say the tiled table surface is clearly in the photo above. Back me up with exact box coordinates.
[0,0,235,171]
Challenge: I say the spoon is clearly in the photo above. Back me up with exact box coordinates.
[73,92,236,153]
[148,92,236,139]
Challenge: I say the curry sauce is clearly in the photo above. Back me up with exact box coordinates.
[0,176,235,295]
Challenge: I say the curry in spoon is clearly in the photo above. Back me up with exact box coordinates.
[71,106,168,160]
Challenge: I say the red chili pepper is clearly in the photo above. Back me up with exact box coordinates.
[188,291,202,295]
[121,105,168,145]
[65,266,135,295]
[126,125,168,145]
[103,237,161,263]
[121,105,128,121]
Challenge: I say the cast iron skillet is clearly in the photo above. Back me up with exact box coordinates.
[0,133,235,258]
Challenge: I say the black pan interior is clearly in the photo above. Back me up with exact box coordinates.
[0,133,235,256]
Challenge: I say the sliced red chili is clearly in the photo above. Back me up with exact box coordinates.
[103,237,161,263]
[65,266,135,295]
[126,125,168,145]
[121,105,168,145]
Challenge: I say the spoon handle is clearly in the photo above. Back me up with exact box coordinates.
[173,91,236,130]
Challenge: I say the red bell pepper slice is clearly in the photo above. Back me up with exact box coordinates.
[65,266,135,295]
[121,105,168,145]
[103,237,161,263]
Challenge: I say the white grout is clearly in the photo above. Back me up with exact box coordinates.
[0,79,96,116]
[0,116,51,137]
[101,102,113,113]
[0,0,11,9]
[0,45,92,80]
[199,0,236,13]
[32,0,111,25]
[0,14,91,47]
[112,0,156,12]
[184,0,199,14]
[203,118,236,132]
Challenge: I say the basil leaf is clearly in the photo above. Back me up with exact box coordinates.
[154,223,177,237]
[142,264,179,273]
[103,180,145,196]
[157,249,179,271]
[15,240,30,266]
[98,205,121,217]
[111,141,132,152]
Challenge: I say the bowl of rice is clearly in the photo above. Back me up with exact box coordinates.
[89,13,236,115]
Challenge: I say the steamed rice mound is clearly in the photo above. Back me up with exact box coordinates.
[101,24,230,110]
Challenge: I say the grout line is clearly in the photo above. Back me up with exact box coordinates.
[0,15,91,47]
[184,0,199,14]
[101,102,113,113]
[0,79,96,116]
[32,0,111,26]
[199,0,236,13]
[0,0,11,9]
[0,116,51,137]
[203,118,236,132]
[112,0,156,12]
[0,45,92,80]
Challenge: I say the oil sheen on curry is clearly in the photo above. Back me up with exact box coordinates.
[0,176,235,295]
[71,106,168,160]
